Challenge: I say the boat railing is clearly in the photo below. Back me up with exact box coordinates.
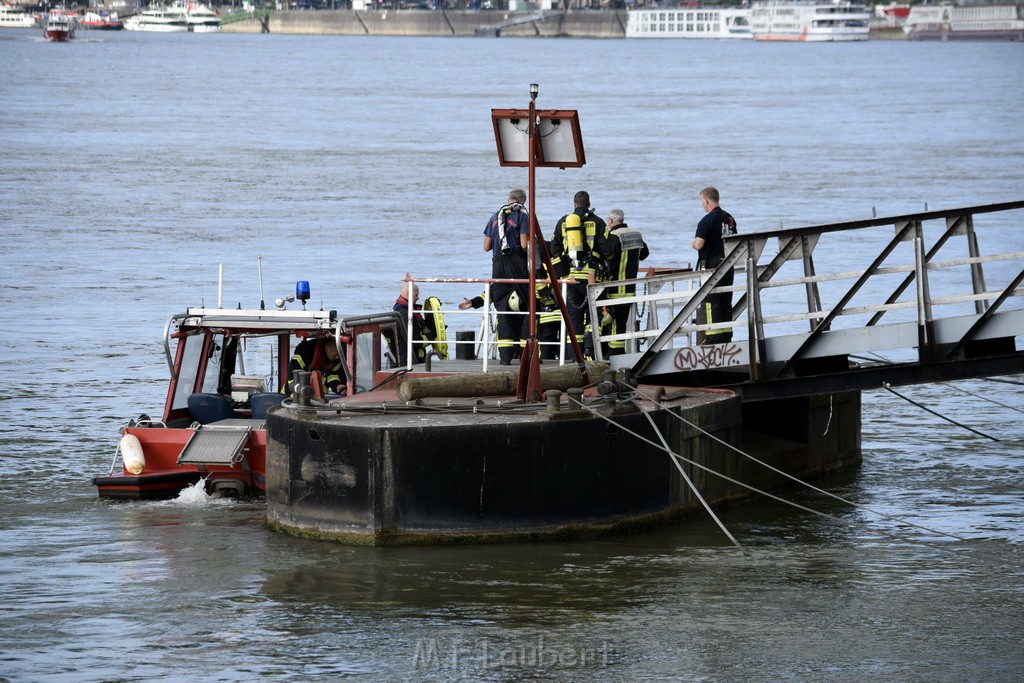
[399,270,746,369]
[399,276,581,372]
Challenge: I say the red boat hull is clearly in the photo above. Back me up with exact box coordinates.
[92,471,206,501]
[80,20,123,29]
[95,426,268,501]
[44,28,74,41]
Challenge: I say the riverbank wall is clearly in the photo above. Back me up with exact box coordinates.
[223,9,628,38]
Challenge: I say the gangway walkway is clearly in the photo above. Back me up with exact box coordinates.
[591,201,1024,401]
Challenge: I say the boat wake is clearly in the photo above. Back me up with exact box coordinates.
[173,477,216,506]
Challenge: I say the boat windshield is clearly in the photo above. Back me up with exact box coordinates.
[171,334,206,412]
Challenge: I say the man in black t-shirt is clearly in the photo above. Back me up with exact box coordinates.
[692,187,737,344]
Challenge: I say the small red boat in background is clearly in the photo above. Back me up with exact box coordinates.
[79,8,123,30]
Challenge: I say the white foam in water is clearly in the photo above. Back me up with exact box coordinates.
[175,478,212,505]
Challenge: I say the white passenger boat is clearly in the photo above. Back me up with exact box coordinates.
[123,5,189,32]
[903,3,1024,41]
[186,4,222,32]
[749,0,871,41]
[0,4,37,28]
[626,7,752,39]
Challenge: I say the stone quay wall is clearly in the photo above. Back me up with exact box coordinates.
[224,9,629,38]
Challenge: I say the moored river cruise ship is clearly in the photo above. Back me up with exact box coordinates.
[903,3,1024,40]
[750,0,871,40]
[124,5,189,31]
[626,7,752,39]
[0,4,37,27]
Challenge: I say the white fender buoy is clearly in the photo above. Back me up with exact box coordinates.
[120,433,145,474]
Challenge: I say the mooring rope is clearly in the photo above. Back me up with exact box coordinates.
[569,393,898,540]
[851,352,1023,422]
[641,410,745,552]
[574,384,970,544]
[882,382,1000,442]
[940,381,1024,416]
[981,376,1024,387]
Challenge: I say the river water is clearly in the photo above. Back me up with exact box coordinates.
[1,28,1023,681]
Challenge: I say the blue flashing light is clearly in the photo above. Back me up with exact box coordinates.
[296,280,311,303]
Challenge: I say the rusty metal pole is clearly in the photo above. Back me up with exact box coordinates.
[518,83,544,401]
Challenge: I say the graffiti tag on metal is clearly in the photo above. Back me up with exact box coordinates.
[673,343,743,371]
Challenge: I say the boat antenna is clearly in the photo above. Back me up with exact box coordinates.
[218,263,224,309]
[319,232,325,311]
[258,254,265,310]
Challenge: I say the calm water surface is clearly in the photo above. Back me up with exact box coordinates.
[1,29,1023,681]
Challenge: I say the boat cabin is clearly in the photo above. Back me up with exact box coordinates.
[161,307,411,425]
[94,302,408,500]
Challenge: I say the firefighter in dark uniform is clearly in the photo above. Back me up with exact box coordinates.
[284,337,345,397]
[550,190,613,359]
[534,274,563,361]
[482,188,530,365]
[460,257,561,362]
[692,186,738,344]
[393,283,439,364]
[605,208,650,356]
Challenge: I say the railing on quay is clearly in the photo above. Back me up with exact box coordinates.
[398,276,575,373]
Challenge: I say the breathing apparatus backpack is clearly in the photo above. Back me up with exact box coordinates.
[498,202,526,256]
[564,213,586,269]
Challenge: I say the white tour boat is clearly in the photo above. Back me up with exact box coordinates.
[124,5,189,31]
[626,7,752,39]
[903,3,1024,41]
[0,4,37,27]
[186,4,222,32]
[749,0,871,41]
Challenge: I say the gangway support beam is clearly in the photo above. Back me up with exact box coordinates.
[723,353,1024,403]
[945,266,1024,361]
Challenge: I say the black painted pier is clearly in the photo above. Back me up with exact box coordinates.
[264,387,861,546]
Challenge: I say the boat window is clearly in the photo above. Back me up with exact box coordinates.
[200,333,228,394]
[354,331,375,394]
[171,334,205,411]
[235,335,281,392]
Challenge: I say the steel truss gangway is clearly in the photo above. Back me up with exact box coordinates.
[593,200,1024,401]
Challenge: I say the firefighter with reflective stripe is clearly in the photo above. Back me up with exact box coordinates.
[692,186,738,344]
[604,208,650,356]
[283,337,345,397]
[533,261,563,361]
[460,261,562,362]
[550,190,613,357]
[393,283,443,364]
[482,188,530,365]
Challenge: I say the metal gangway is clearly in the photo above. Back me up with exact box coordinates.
[589,201,1024,401]
[395,202,1023,398]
